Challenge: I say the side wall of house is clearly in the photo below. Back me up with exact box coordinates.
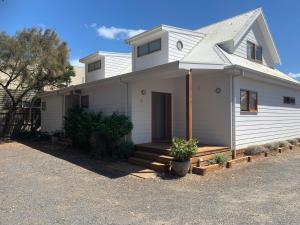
[132,32,169,72]
[233,20,275,68]
[85,58,105,83]
[80,82,126,116]
[234,75,300,149]
[130,72,231,146]
[41,95,64,133]
[105,55,131,78]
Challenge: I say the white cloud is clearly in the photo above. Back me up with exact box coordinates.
[89,24,145,40]
[70,59,84,68]
[288,72,300,78]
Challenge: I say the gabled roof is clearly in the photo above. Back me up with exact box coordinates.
[182,8,281,65]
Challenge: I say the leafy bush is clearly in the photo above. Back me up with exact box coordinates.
[170,138,198,162]
[64,107,102,148]
[264,142,279,151]
[98,112,133,144]
[244,145,267,156]
[278,141,289,148]
[112,140,134,159]
[287,139,298,145]
[213,153,228,165]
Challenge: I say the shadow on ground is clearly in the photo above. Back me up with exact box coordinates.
[16,139,157,179]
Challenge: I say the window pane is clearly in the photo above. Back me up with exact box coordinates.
[137,44,148,57]
[149,39,161,52]
[240,90,248,111]
[247,42,255,60]
[81,95,89,108]
[249,91,257,111]
[88,60,101,72]
[256,46,262,62]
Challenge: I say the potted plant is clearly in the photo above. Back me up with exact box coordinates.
[170,138,198,177]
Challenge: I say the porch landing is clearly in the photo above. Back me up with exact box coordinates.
[128,142,233,173]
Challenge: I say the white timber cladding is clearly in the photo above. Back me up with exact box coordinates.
[85,55,131,82]
[41,95,64,133]
[130,72,231,146]
[232,20,275,68]
[80,82,126,116]
[104,55,131,78]
[132,30,203,72]
[85,57,105,83]
[234,75,300,149]
[132,31,169,72]
[168,31,204,62]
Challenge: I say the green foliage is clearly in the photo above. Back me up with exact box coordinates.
[64,107,102,147]
[287,139,298,145]
[245,145,268,156]
[213,153,228,165]
[278,141,289,148]
[0,28,74,137]
[112,140,134,160]
[98,112,133,143]
[264,142,279,151]
[170,138,198,162]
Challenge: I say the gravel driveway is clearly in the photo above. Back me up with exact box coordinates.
[0,141,299,225]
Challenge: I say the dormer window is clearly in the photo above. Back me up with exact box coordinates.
[88,60,101,72]
[247,41,262,63]
[137,39,161,57]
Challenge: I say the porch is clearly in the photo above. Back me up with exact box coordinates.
[129,142,232,172]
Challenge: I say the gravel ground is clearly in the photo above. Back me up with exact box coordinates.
[0,141,300,225]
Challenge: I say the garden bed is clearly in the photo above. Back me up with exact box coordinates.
[192,163,225,176]
[226,156,250,168]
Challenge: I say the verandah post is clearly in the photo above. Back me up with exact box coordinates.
[186,70,192,140]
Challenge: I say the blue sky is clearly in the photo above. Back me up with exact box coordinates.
[1,0,300,78]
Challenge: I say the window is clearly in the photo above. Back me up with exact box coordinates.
[41,101,46,111]
[247,42,255,60]
[88,60,101,72]
[137,39,161,57]
[283,96,296,105]
[240,89,258,112]
[256,46,262,62]
[247,41,262,63]
[81,95,89,108]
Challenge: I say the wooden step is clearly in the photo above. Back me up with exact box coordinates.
[135,145,170,155]
[195,148,231,157]
[134,151,173,164]
[128,157,169,172]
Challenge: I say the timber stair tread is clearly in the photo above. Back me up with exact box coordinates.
[128,157,169,172]
[134,151,173,164]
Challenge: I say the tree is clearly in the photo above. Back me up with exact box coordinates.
[0,28,75,137]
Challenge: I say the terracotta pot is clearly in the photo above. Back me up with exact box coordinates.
[172,160,190,177]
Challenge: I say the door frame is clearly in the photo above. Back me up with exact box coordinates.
[151,91,172,142]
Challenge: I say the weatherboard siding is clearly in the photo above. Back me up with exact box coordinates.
[41,95,64,133]
[234,76,300,149]
[233,20,275,68]
[168,31,203,62]
[105,55,131,78]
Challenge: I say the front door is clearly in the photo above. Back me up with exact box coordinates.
[152,92,172,142]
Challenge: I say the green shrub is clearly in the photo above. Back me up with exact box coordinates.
[264,142,279,151]
[213,153,228,165]
[278,141,289,148]
[245,145,267,156]
[170,138,198,162]
[64,107,102,148]
[112,140,134,159]
[98,112,133,144]
[287,139,298,145]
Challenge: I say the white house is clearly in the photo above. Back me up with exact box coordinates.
[40,8,300,152]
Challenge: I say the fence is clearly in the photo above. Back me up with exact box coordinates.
[0,108,41,137]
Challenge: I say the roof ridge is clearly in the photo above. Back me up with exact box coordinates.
[195,8,261,32]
